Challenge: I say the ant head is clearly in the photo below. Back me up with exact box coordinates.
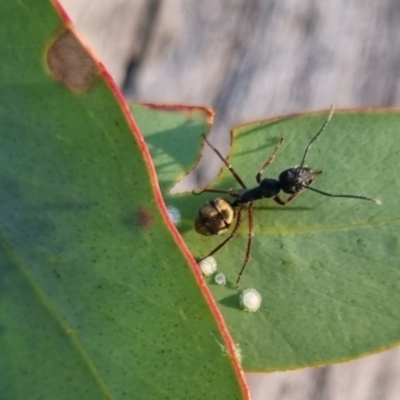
[277,107,333,195]
[195,198,235,236]
[278,167,317,194]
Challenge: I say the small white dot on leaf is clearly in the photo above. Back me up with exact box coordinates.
[198,256,217,276]
[167,205,181,226]
[214,272,226,285]
[240,288,262,312]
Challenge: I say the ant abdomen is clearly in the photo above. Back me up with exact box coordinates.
[195,198,235,236]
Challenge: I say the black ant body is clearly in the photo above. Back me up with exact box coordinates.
[194,107,381,288]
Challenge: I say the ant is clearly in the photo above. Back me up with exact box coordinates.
[193,107,381,289]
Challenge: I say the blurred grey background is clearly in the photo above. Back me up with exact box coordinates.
[60,1,400,399]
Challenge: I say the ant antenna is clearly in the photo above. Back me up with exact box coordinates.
[304,185,381,204]
[299,105,335,170]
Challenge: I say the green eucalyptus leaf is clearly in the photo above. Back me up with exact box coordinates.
[131,103,214,194]
[135,104,400,371]
[0,3,247,399]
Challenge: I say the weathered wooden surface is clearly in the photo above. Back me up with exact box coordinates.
[61,1,400,399]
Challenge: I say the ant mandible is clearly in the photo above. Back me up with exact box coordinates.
[193,107,381,289]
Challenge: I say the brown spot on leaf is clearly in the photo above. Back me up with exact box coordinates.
[123,208,154,230]
[138,208,154,229]
[47,29,97,92]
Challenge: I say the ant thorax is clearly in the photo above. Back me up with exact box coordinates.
[240,179,280,202]
[279,166,315,194]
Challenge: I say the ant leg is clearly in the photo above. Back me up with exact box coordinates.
[272,191,302,205]
[192,188,240,198]
[272,171,322,205]
[203,134,247,189]
[236,203,254,288]
[256,138,284,183]
[198,206,244,260]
